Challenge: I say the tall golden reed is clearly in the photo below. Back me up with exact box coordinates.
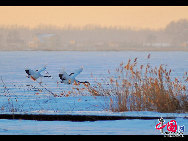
[85,55,188,113]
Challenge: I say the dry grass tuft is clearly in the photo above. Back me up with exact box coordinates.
[85,55,188,113]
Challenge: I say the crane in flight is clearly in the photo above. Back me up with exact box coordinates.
[58,67,90,85]
[25,66,51,81]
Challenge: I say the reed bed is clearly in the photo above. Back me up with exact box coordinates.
[85,55,188,113]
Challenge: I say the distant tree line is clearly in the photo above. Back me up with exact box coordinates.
[0,19,188,51]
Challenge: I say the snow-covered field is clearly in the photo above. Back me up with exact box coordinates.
[0,51,188,135]
[0,117,187,135]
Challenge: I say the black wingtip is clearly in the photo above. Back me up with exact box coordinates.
[69,73,74,76]
[59,74,62,78]
[43,76,51,77]
[25,70,30,75]
[59,74,66,81]
[79,81,90,85]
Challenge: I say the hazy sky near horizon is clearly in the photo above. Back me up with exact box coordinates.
[0,6,188,29]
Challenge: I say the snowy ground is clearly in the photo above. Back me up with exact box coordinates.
[0,119,172,135]
[0,94,187,135]
[0,117,187,135]
[0,51,188,135]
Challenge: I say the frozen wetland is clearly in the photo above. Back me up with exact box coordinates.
[0,51,187,135]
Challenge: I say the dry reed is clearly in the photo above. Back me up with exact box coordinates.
[85,55,188,113]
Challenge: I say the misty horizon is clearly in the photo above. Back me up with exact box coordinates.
[1,18,188,31]
[0,19,188,51]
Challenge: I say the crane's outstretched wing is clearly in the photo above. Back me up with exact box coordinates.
[69,67,83,78]
[38,66,46,73]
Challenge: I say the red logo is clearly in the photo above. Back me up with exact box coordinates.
[155,117,185,137]
[156,119,177,132]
